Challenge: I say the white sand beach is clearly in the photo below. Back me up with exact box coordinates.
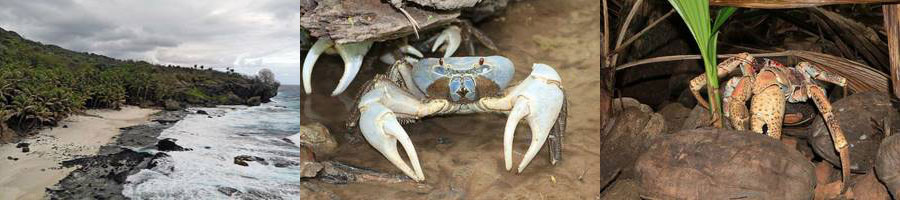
[0,106,158,200]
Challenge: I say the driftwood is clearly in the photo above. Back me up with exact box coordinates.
[300,0,460,44]
[885,4,900,99]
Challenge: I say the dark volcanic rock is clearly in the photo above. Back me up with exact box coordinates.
[218,186,242,196]
[810,92,899,173]
[234,155,268,166]
[196,110,208,115]
[246,96,261,106]
[636,128,815,199]
[48,148,156,200]
[156,138,192,151]
[16,142,29,148]
[48,110,186,199]
[21,147,29,153]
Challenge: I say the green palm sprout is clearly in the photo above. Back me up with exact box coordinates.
[667,0,736,127]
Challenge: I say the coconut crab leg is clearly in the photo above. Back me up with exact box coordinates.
[302,38,374,96]
[479,64,566,173]
[354,76,451,181]
[431,26,461,58]
[689,53,755,110]
[806,81,851,192]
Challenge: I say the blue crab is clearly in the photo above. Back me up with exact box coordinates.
[302,26,462,96]
[348,56,567,181]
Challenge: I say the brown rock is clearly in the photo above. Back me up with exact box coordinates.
[658,103,691,133]
[598,100,665,178]
[636,128,815,199]
[814,181,843,200]
[876,134,900,199]
[815,162,835,185]
[300,122,338,156]
[301,146,323,178]
[847,171,890,200]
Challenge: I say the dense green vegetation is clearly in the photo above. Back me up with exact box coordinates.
[0,27,279,142]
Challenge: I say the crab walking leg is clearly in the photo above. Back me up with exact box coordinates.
[302,39,374,96]
[689,53,755,110]
[797,62,848,87]
[302,39,335,94]
[359,103,424,181]
[332,41,374,96]
[379,44,424,65]
[431,26,461,58]
[482,64,564,173]
[806,83,851,191]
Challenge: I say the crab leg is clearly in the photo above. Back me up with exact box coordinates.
[379,44,424,65]
[302,38,373,96]
[806,83,851,192]
[481,64,566,173]
[303,39,334,94]
[689,53,755,110]
[431,26,461,58]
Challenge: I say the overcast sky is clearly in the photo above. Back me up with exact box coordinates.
[0,0,301,85]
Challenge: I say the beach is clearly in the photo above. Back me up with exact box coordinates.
[0,106,158,200]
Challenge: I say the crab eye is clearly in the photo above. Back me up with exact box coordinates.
[475,65,491,74]
[433,66,448,76]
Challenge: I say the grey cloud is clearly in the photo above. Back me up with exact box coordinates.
[0,0,301,85]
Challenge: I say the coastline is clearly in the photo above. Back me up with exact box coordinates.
[0,106,159,200]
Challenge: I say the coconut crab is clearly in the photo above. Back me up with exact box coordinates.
[689,52,852,189]
[347,56,567,181]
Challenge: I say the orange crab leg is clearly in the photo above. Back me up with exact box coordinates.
[806,83,850,192]
[689,53,755,110]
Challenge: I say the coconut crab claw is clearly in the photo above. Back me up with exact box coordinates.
[302,38,374,96]
[482,64,566,173]
[431,26,461,58]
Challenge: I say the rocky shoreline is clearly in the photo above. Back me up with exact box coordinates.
[46,110,190,199]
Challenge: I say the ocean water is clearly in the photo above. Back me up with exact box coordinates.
[122,86,302,199]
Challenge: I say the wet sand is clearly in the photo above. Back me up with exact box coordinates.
[0,106,158,200]
[302,0,607,199]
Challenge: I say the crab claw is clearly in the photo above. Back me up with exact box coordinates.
[502,64,565,173]
[359,103,424,181]
[302,38,373,96]
[431,26,461,58]
[379,44,424,65]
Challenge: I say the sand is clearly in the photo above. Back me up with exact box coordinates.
[0,106,158,200]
